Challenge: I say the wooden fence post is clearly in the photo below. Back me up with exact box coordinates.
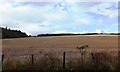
[31,54,34,65]
[118,51,120,70]
[81,53,84,68]
[91,53,98,70]
[63,52,66,69]
[2,55,4,65]
[31,54,34,70]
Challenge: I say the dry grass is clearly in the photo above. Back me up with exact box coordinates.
[2,51,118,71]
[1,35,119,70]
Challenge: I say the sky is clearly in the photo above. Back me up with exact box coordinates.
[0,0,119,35]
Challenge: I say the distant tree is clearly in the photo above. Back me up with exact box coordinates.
[29,35,32,37]
[0,27,28,39]
[5,27,7,30]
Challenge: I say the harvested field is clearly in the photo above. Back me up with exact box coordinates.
[1,35,119,70]
[2,35,118,55]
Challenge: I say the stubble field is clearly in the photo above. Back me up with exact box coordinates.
[2,35,118,55]
[1,35,119,70]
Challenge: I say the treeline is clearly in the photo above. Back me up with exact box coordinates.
[0,26,119,39]
[37,33,119,37]
[37,33,79,37]
[37,33,101,37]
[108,33,120,35]
[0,27,28,39]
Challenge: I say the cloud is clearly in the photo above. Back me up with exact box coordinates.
[43,12,66,21]
[88,3,118,18]
[80,31,89,34]
[18,21,55,35]
[95,29,104,33]
[75,18,90,25]
[97,19,103,23]
[0,1,118,35]
[8,0,119,2]
[52,30,80,34]
[111,23,118,26]
[52,30,68,34]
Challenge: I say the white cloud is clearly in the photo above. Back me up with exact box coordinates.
[104,30,118,33]
[76,18,90,25]
[95,29,104,33]
[0,2,57,35]
[89,3,118,18]
[111,23,118,26]
[52,30,68,34]
[43,12,66,21]
[97,19,103,23]
[80,31,89,34]
[19,21,54,35]
[93,29,118,33]
[20,23,42,35]
[0,3,42,23]
[0,2,63,35]
[8,0,119,2]
[80,29,118,34]
[80,30,104,33]
[0,1,118,35]
[52,30,80,34]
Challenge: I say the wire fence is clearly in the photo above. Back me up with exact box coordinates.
[1,50,119,70]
